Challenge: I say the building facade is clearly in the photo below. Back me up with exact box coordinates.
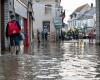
[1,0,12,53]
[68,4,96,36]
[14,0,28,51]
[68,4,91,29]
[0,0,34,53]
[14,0,34,50]
[96,0,100,44]
[0,0,1,54]
[33,0,62,42]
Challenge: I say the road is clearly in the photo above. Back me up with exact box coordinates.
[0,40,100,80]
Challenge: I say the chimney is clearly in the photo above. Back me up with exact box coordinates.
[91,3,93,8]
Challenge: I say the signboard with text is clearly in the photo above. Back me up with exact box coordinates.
[54,17,62,29]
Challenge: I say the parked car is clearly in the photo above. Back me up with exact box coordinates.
[64,35,73,40]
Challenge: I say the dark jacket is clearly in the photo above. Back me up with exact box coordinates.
[6,20,21,38]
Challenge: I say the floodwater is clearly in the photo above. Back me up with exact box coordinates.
[0,40,100,80]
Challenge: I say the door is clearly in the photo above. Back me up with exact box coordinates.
[24,19,29,48]
[1,0,5,52]
[43,21,50,33]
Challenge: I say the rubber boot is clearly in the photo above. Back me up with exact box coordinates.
[16,46,20,55]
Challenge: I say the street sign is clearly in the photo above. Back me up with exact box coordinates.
[54,17,62,28]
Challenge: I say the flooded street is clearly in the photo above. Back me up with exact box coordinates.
[0,40,100,80]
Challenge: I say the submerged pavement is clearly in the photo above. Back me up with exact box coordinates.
[0,40,100,80]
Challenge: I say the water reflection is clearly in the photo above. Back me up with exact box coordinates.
[95,45,100,78]
[0,41,100,80]
[0,56,19,80]
[60,42,99,80]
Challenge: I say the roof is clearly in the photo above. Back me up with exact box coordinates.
[74,4,89,12]
[70,4,90,18]
[78,7,96,20]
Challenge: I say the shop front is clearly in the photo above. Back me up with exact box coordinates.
[14,0,29,50]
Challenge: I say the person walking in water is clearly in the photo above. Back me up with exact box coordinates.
[6,15,21,55]
[37,29,40,43]
[88,32,93,43]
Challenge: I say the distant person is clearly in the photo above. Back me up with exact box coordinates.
[44,29,48,41]
[45,32,48,41]
[88,32,93,43]
[61,28,65,41]
[6,15,21,55]
[37,29,40,43]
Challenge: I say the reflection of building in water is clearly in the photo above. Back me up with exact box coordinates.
[74,40,85,58]
[0,57,19,79]
[79,41,85,58]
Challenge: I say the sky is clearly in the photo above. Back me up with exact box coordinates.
[61,0,96,23]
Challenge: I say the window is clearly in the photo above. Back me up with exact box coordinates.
[70,15,73,19]
[45,5,52,15]
[75,13,77,18]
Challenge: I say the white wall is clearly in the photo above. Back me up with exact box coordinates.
[87,19,95,27]
[33,0,57,38]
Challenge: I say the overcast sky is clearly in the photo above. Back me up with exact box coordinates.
[61,0,96,23]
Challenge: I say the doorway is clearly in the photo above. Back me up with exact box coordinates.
[1,0,5,52]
